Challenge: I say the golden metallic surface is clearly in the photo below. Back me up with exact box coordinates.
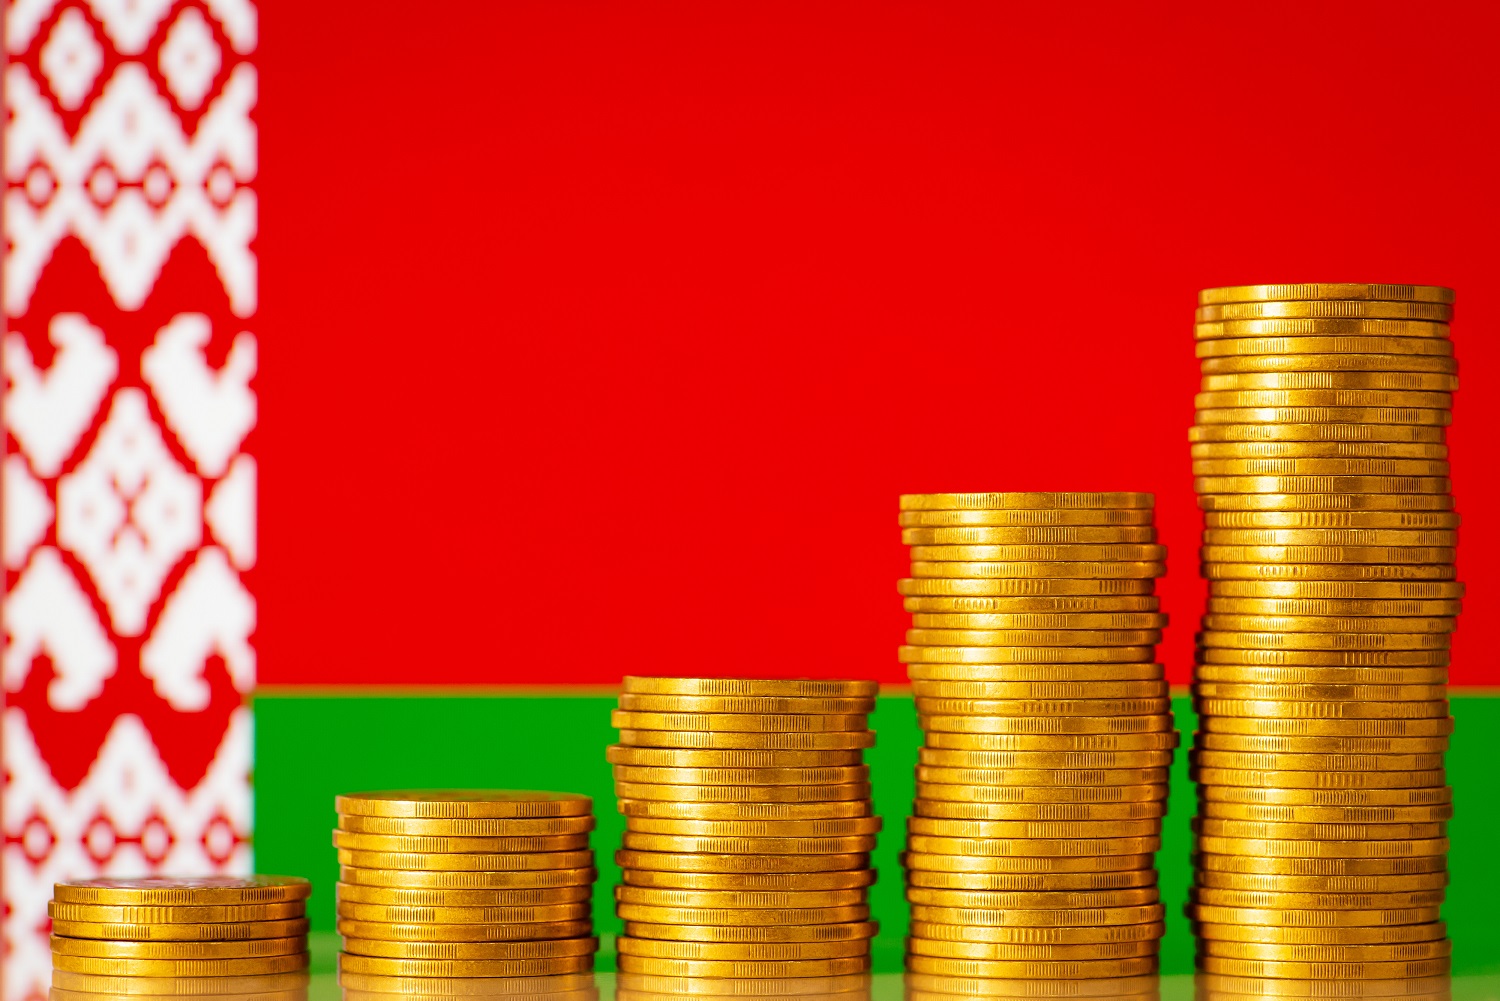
[911,682,1169,703]
[899,577,1158,596]
[613,936,868,960]
[1192,871,1449,893]
[49,990,313,1001]
[1199,352,1460,375]
[621,869,875,891]
[1193,816,1446,844]
[903,886,1159,909]
[902,526,1158,545]
[1194,738,1449,760]
[918,714,1172,734]
[906,903,1163,927]
[904,954,1158,977]
[335,971,595,995]
[1196,632,1450,651]
[1205,597,1461,616]
[48,936,306,959]
[338,937,597,960]
[336,790,592,819]
[907,921,1164,947]
[905,817,1160,839]
[52,878,311,907]
[619,920,877,944]
[1195,460,1451,480]
[50,971,311,995]
[334,849,594,871]
[900,493,1154,511]
[47,918,309,942]
[1193,856,1448,882]
[1191,683,1447,702]
[616,729,875,750]
[1190,920,1446,944]
[1192,836,1448,858]
[337,814,595,837]
[334,883,591,907]
[899,509,1156,527]
[615,974,871,998]
[907,936,1157,960]
[610,711,869,733]
[331,831,590,853]
[1189,422,1448,444]
[1192,441,1453,460]
[1200,615,1454,635]
[607,746,863,768]
[902,647,1157,665]
[1198,649,1451,667]
[905,870,1157,892]
[622,677,878,698]
[908,664,1165,682]
[1197,938,1450,962]
[919,731,1177,752]
[337,955,595,977]
[1193,956,1450,979]
[615,850,870,874]
[611,781,871,804]
[619,832,877,855]
[615,955,871,977]
[907,562,1167,581]
[916,784,1169,807]
[1203,529,1456,549]
[1208,578,1465,598]
[1190,768,1446,791]
[903,852,1155,874]
[1184,903,1442,927]
[915,800,1165,822]
[910,543,1167,563]
[1203,547,1454,567]
[916,747,1174,769]
[1197,284,1455,306]
[1196,388,1453,410]
[47,902,305,924]
[617,799,871,821]
[1190,698,1448,720]
[1197,804,1452,829]
[1198,716,1455,738]
[616,694,874,715]
[51,954,310,977]
[614,886,865,909]
[904,595,1161,613]
[1199,784,1452,807]
[334,919,593,943]
[338,866,596,889]
[904,835,1161,857]
[1197,333,1454,358]
[915,765,1169,787]
[903,971,1159,997]
[914,697,1170,717]
[910,612,1168,630]
[623,816,880,838]
[335,901,591,923]
[614,902,869,925]
[611,764,868,786]
[1195,661,1451,685]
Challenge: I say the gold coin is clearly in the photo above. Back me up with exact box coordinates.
[1191,698,1448,720]
[1195,460,1451,480]
[915,696,1170,716]
[920,731,1178,752]
[1201,614,1455,635]
[1192,441,1453,460]
[339,865,596,889]
[1190,920,1446,945]
[50,971,311,995]
[904,835,1160,857]
[49,937,307,959]
[334,882,592,906]
[906,817,1161,839]
[1195,390,1452,411]
[51,955,310,977]
[332,831,590,853]
[1196,307,1456,337]
[624,816,881,837]
[615,975,874,1000]
[900,493,1154,511]
[904,595,1161,613]
[908,904,1163,927]
[606,746,863,768]
[614,902,868,925]
[911,680,1168,702]
[1204,529,1455,548]
[616,849,870,874]
[1197,939,1450,963]
[1193,731,1449,753]
[1199,785,1451,807]
[1192,817,1446,842]
[1189,422,1448,444]
[337,814,596,837]
[1200,717,1455,739]
[899,509,1157,527]
[1185,903,1442,927]
[907,561,1167,580]
[909,543,1167,562]
[915,765,1169,787]
[614,936,868,961]
[907,936,1157,960]
[903,972,1160,998]
[904,886,1159,909]
[903,527,1158,545]
[611,781,871,803]
[902,646,1156,665]
[1195,662,1453,686]
[49,989,314,1001]
[619,832,877,854]
[905,955,1158,978]
[906,868,1157,892]
[47,918,309,942]
[52,878,312,907]
[616,728,875,750]
[910,612,1168,630]
[611,763,868,786]
[1208,578,1465,598]
[336,791,592,819]
[903,852,1155,874]
[1200,351,1460,375]
[335,971,594,995]
[335,919,593,942]
[1197,803,1452,827]
[1201,499,1456,519]
[907,920,1164,945]
[615,955,871,977]
[899,577,1158,596]
[621,869,876,892]
[1192,836,1448,859]
[47,902,305,924]
[1191,767,1446,790]
[622,677,878,698]
[340,937,597,960]
[1191,682,1447,702]
[619,920,877,944]
[1199,648,1451,666]
[1197,284,1455,306]
[1203,548,1454,568]
[1193,871,1449,893]
[1193,956,1450,979]
[617,799,871,821]
[616,693,875,714]
[907,664,1164,682]
[610,711,868,733]
[338,954,595,977]
[614,886,865,908]
[919,715,1172,735]
[334,849,594,871]
[1205,597,1461,616]
[1200,371,1455,393]
[1197,632,1450,651]
[915,801,1165,822]
[1193,854,1446,877]
[917,747,1174,769]
[336,901,591,923]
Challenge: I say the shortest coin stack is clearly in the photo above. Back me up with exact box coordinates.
[334,790,599,992]
[49,876,311,990]
[610,676,882,986]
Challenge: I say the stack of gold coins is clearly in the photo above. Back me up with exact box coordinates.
[333,790,600,993]
[1189,283,1458,984]
[609,676,882,986]
[48,876,310,992]
[897,491,1174,982]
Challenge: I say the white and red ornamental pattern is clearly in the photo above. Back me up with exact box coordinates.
[3,2,258,998]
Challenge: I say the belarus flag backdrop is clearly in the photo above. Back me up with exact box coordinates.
[6,0,1500,992]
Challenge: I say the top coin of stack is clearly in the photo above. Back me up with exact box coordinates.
[609,676,882,984]
[898,492,1174,983]
[333,790,600,990]
[1189,283,1459,982]
[49,876,311,993]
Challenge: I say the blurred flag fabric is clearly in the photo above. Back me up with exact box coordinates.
[3,2,257,998]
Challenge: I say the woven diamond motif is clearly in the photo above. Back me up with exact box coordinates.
[38,7,102,110]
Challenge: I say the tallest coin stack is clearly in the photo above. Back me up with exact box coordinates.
[1188,284,1460,984]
